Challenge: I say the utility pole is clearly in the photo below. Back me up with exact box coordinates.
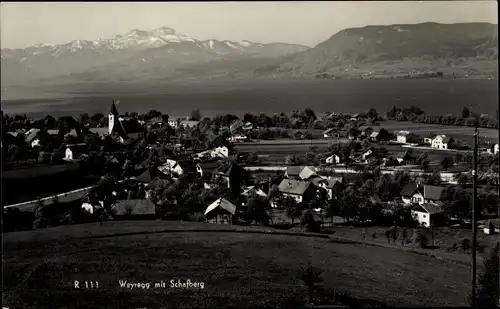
[498,98,500,308]
[472,124,478,308]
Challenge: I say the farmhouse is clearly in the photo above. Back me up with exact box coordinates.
[361,147,375,161]
[242,186,267,198]
[64,143,88,161]
[411,203,445,227]
[423,185,446,205]
[396,130,411,144]
[423,134,436,144]
[277,179,317,206]
[285,166,302,179]
[431,135,454,150]
[483,220,499,235]
[325,154,341,165]
[204,198,237,224]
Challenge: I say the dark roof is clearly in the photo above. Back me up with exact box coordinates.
[110,101,119,115]
[423,185,446,201]
[177,160,197,174]
[278,179,313,196]
[413,203,443,215]
[135,167,167,183]
[112,199,155,216]
[286,166,302,177]
[400,183,419,197]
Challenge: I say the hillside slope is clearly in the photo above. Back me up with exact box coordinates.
[271,22,498,78]
[3,221,472,308]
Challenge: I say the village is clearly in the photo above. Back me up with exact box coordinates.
[2,102,500,251]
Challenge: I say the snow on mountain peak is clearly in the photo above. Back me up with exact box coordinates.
[238,40,252,47]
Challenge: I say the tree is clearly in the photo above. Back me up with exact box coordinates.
[474,243,499,307]
[367,108,378,119]
[462,107,471,119]
[245,195,269,226]
[190,109,202,121]
[441,156,453,171]
[283,196,299,224]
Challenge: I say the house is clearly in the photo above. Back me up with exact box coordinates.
[411,203,445,227]
[111,199,156,220]
[299,166,317,180]
[168,118,180,128]
[277,179,317,206]
[213,162,248,189]
[285,166,302,179]
[315,177,344,200]
[325,154,341,165]
[64,128,80,139]
[64,143,88,161]
[228,134,247,143]
[230,119,244,133]
[179,120,199,128]
[242,122,254,131]
[89,127,109,139]
[393,151,413,164]
[25,128,41,147]
[400,183,423,205]
[323,128,340,138]
[212,145,231,158]
[396,130,411,144]
[159,159,197,177]
[350,113,361,121]
[135,167,168,183]
[431,135,454,150]
[400,183,446,205]
[369,131,380,142]
[361,147,375,161]
[108,101,145,141]
[196,161,220,178]
[81,201,104,214]
[204,198,237,224]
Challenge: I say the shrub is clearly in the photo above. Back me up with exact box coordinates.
[412,231,428,248]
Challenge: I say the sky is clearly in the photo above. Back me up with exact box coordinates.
[1,1,498,49]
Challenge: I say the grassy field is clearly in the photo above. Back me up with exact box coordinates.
[3,221,477,308]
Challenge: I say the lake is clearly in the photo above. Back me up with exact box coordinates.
[1,79,498,119]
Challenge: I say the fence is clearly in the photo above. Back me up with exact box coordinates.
[3,185,96,212]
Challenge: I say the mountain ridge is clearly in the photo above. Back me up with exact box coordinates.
[1,22,498,89]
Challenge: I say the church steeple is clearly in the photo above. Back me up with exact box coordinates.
[110,100,119,115]
[109,100,119,135]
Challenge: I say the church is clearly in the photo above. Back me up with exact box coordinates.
[108,101,145,143]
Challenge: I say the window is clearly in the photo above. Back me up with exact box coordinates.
[423,214,426,218]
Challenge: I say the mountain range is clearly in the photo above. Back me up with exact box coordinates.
[1,22,498,89]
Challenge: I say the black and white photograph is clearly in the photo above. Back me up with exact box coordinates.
[1,1,499,308]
